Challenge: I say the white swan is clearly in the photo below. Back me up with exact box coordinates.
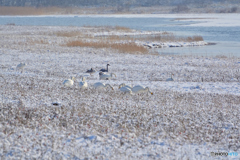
[119,83,132,89]
[132,85,153,95]
[99,73,116,80]
[79,77,88,89]
[16,63,27,73]
[63,76,75,87]
[119,86,132,95]
[166,74,174,81]
[93,82,114,90]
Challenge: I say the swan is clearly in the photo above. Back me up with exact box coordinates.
[63,76,75,87]
[100,64,110,72]
[79,77,88,89]
[86,68,96,75]
[93,82,114,90]
[119,86,132,95]
[99,73,116,80]
[166,74,174,81]
[119,83,132,89]
[16,63,27,73]
[132,85,153,95]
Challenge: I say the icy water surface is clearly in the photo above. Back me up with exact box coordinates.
[0,15,239,56]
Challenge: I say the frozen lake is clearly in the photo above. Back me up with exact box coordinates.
[0,14,239,56]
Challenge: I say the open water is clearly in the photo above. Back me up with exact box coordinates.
[0,15,239,57]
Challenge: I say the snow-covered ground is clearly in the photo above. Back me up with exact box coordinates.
[0,25,240,159]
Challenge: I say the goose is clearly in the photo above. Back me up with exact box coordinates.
[119,86,132,95]
[132,85,153,95]
[16,63,27,73]
[79,77,88,89]
[99,73,116,80]
[166,74,174,81]
[86,68,96,75]
[119,83,132,89]
[100,64,110,72]
[63,76,75,87]
[93,82,114,90]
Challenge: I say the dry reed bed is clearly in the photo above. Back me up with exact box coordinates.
[0,25,239,159]
[0,25,204,54]
[66,40,148,54]
[0,74,240,159]
[1,68,240,159]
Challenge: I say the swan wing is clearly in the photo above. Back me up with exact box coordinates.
[132,85,145,93]
[79,81,87,88]
[63,79,73,87]
[93,82,104,88]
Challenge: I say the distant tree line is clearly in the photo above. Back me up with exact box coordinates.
[0,0,238,7]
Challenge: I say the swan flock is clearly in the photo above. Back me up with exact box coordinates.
[62,64,154,95]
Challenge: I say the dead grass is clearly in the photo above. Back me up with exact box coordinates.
[0,6,63,15]
[106,34,203,43]
[27,39,49,45]
[66,40,148,54]
[114,26,132,31]
[54,31,85,37]
[186,36,204,42]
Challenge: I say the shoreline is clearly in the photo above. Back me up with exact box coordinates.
[0,25,209,54]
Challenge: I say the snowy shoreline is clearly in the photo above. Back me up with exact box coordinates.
[141,41,208,49]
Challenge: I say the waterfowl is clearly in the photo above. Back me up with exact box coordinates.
[86,68,96,75]
[99,73,116,80]
[100,64,110,72]
[119,86,132,95]
[166,74,174,81]
[16,63,27,73]
[119,83,132,89]
[93,82,114,90]
[52,102,61,106]
[132,85,153,95]
[63,76,75,87]
[79,77,88,89]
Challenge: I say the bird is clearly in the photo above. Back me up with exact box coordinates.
[79,77,88,89]
[131,85,153,95]
[63,76,75,87]
[99,73,116,80]
[100,64,110,72]
[86,68,96,75]
[166,74,174,81]
[119,86,132,95]
[119,83,132,89]
[52,102,61,106]
[16,63,27,73]
[93,82,114,90]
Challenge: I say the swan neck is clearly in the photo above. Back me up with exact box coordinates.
[106,84,112,88]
